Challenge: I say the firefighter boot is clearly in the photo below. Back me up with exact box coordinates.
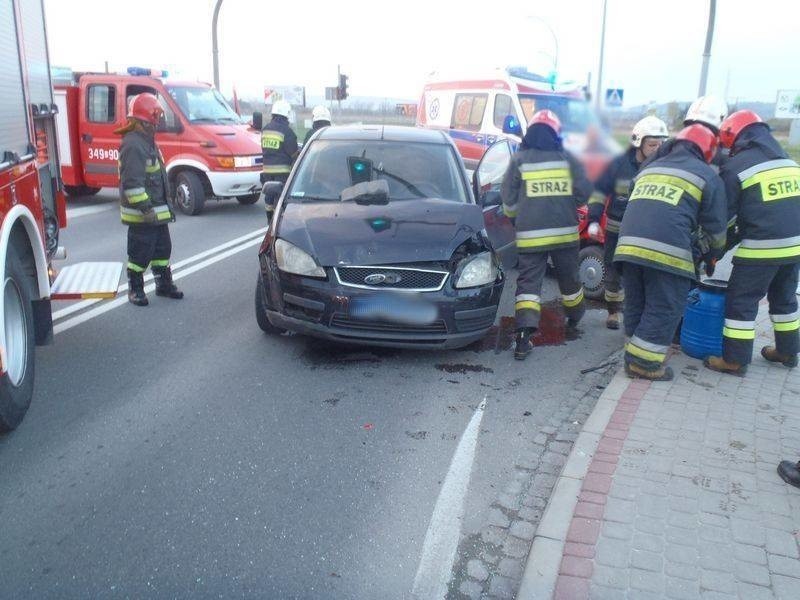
[704,356,747,376]
[606,312,621,330]
[761,346,798,368]
[624,362,674,381]
[153,266,184,299]
[778,460,800,489]
[127,269,148,307]
[514,328,533,361]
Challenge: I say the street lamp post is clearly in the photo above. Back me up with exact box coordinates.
[212,0,224,90]
[595,0,608,109]
[698,0,717,96]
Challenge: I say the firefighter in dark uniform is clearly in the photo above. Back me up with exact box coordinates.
[613,125,727,380]
[303,105,332,145]
[116,93,183,307]
[704,111,800,375]
[588,116,669,330]
[260,100,297,219]
[500,110,593,360]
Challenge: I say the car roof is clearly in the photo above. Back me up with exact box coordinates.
[316,125,450,144]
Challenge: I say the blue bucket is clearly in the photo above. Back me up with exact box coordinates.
[680,278,727,359]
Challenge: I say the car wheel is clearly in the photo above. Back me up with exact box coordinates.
[237,194,260,205]
[579,245,606,301]
[0,247,36,432]
[174,171,206,216]
[255,273,285,334]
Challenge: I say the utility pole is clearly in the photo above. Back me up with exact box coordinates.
[337,64,341,114]
[595,0,608,110]
[698,0,716,96]
[212,0,224,90]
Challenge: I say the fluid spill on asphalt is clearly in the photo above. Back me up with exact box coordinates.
[435,363,494,374]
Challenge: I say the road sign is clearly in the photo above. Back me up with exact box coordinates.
[264,85,305,106]
[775,90,800,119]
[325,86,339,101]
[605,88,624,107]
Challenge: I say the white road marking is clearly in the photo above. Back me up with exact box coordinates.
[51,227,267,322]
[53,236,263,335]
[66,204,115,219]
[412,397,487,599]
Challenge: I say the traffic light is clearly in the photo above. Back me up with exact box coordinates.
[338,74,349,100]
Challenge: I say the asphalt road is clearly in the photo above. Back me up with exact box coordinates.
[0,190,621,599]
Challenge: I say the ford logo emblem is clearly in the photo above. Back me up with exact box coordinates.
[364,274,386,285]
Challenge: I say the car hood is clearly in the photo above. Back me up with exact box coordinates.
[277,198,486,266]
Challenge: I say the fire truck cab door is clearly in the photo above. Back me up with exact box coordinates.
[78,80,123,188]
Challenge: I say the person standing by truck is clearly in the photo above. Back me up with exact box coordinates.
[587,116,669,330]
[116,93,183,306]
[501,110,593,361]
[303,105,332,145]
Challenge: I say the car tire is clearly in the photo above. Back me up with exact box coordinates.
[0,247,36,432]
[237,194,260,205]
[255,274,285,334]
[174,171,206,216]
[64,185,101,197]
[579,244,606,301]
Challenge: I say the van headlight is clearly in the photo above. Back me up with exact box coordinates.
[455,252,497,288]
[274,239,326,278]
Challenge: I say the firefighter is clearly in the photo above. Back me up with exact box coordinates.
[116,93,182,307]
[587,116,668,330]
[303,105,332,145]
[704,111,800,375]
[613,125,727,380]
[500,110,593,360]
[261,99,298,186]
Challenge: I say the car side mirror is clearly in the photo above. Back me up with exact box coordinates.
[260,181,283,206]
[252,111,263,131]
[502,115,522,136]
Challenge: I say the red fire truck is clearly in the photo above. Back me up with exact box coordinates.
[53,68,264,215]
[1,0,121,431]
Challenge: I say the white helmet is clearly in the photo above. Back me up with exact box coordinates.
[684,95,728,131]
[631,116,669,148]
[312,105,331,123]
[271,99,291,118]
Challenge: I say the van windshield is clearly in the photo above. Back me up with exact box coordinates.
[166,85,242,124]
[519,95,600,133]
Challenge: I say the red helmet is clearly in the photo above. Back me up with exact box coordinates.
[529,109,562,135]
[128,93,164,126]
[675,124,719,164]
[719,110,763,149]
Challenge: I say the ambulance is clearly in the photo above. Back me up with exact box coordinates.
[416,67,619,299]
[53,68,263,215]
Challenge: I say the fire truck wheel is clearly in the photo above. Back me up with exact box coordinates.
[255,274,285,334]
[237,194,260,205]
[0,248,36,432]
[174,171,206,216]
[579,245,606,301]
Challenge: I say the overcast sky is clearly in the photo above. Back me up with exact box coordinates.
[43,0,799,106]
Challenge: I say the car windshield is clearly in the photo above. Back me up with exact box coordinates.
[166,85,242,124]
[519,94,600,133]
[287,140,468,203]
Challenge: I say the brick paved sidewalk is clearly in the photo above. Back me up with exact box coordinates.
[519,304,800,599]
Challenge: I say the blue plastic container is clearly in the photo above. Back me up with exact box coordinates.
[680,279,727,359]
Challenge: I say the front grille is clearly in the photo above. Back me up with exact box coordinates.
[456,313,496,332]
[335,266,448,291]
[330,313,448,335]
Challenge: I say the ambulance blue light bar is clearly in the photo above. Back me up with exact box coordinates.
[127,66,169,78]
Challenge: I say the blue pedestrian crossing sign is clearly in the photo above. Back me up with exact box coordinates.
[605,88,624,107]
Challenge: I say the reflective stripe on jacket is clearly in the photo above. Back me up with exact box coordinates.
[262,117,298,175]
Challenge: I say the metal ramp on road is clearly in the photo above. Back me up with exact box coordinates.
[50,262,123,300]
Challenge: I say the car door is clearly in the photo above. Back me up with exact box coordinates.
[79,80,123,188]
[473,140,516,269]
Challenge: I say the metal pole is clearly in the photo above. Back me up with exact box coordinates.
[337,64,341,114]
[212,0,224,90]
[595,0,608,109]
[698,0,716,96]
